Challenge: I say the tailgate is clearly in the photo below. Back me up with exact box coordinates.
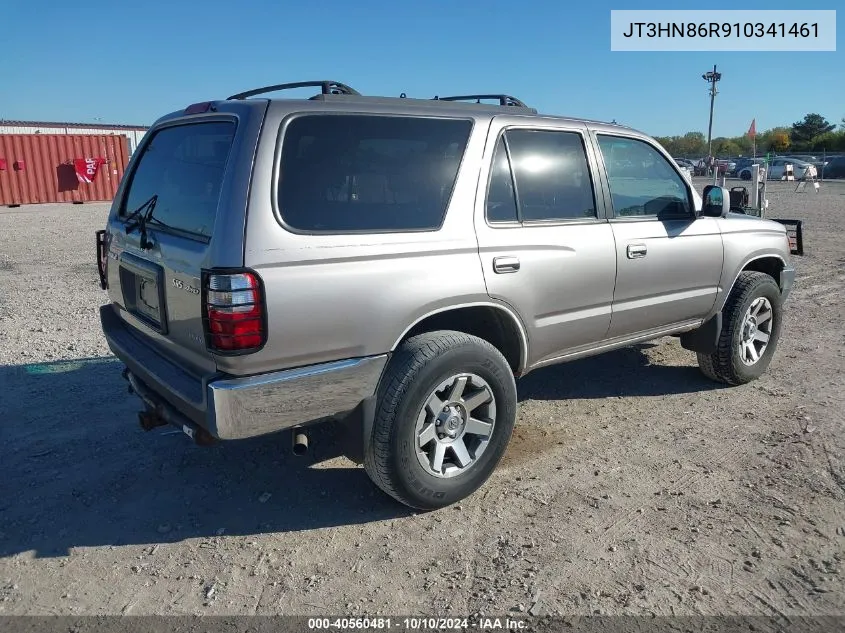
[103,101,266,374]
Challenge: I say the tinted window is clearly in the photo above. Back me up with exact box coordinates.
[506,130,597,221]
[121,121,236,238]
[597,135,691,218]
[278,115,472,232]
[486,137,518,223]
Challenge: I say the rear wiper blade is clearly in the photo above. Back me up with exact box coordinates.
[124,194,158,234]
[124,194,158,250]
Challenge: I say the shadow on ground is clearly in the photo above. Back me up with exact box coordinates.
[0,344,723,558]
[517,342,725,402]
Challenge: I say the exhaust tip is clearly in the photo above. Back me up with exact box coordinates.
[292,430,308,456]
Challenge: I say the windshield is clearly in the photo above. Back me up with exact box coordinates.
[120,121,236,238]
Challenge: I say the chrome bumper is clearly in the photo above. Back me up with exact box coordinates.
[207,356,387,439]
[780,266,796,302]
[100,304,387,440]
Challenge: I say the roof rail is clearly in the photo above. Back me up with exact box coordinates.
[227,80,360,101]
[433,94,530,108]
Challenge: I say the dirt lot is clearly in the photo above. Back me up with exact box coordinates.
[1,178,844,619]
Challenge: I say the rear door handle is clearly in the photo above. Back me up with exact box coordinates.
[627,244,647,259]
[493,256,520,274]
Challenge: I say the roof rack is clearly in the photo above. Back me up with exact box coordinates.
[227,80,361,101]
[433,94,530,108]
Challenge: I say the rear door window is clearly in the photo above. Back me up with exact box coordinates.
[120,121,236,239]
[278,115,473,232]
[485,129,597,224]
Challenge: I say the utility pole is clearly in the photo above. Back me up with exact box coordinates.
[702,64,721,158]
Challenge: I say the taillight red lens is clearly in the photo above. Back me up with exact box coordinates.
[204,272,265,352]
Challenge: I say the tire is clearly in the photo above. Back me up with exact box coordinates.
[697,271,783,385]
[364,330,517,510]
[740,170,751,181]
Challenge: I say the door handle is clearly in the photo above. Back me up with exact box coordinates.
[493,256,520,274]
[627,244,647,259]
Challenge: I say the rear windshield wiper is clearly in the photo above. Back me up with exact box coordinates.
[123,195,161,250]
[124,194,157,232]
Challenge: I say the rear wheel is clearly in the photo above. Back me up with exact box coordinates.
[697,271,783,385]
[364,331,517,510]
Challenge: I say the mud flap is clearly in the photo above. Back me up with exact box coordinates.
[339,396,377,464]
[680,313,722,355]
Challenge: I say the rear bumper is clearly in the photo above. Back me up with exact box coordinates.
[100,304,387,440]
[780,266,796,302]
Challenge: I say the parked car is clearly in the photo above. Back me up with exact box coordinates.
[766,158,814,180]
[674,158,694,181]
[785,155,828,172]
[96,80,798,510]
[715,159,736,175]
[821,155,845,179]
[735,158,767,180]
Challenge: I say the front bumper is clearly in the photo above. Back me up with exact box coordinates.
[100,305,387,440]
[780,266,796,302]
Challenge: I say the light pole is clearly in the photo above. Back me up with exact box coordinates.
[702,65,721,158]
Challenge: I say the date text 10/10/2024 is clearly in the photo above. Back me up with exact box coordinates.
[307,617,528,630]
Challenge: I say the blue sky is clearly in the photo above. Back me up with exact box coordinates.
[1,0,841,137]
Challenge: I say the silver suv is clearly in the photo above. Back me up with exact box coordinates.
[97,80,797,510]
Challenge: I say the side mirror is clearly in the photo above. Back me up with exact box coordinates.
[701,185,730,218]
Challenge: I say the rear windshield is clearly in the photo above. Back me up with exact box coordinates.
[278,114,473,232]
[120,121,236,238]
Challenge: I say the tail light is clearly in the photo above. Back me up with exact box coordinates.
[202,271,266,353]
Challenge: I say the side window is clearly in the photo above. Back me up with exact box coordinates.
[486,137,519,223]
[278,115,473,232]
[596,135,692,219]
[506,130,597,221]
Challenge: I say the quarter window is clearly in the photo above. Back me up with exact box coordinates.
[596,135,692,219]
[278,115,473,232]
[486,138,519,223]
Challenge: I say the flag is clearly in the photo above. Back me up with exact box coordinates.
[73,157,106,184]
[747,119,757,138]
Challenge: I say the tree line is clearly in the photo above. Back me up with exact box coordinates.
[654,114,845,158]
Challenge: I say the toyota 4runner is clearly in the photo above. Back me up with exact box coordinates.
[97,80,797,510]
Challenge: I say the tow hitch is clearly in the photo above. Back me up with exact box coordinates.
[123,368,216,446]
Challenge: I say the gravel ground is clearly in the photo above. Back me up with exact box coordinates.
[1,178,844,618]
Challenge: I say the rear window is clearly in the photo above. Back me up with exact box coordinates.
[278,114,473,232]
[120,121,236,238]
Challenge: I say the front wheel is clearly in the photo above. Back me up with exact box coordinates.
[364,331,517,510]
[697,271,783,385]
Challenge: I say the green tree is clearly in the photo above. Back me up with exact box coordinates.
[712,138,742,156]
[791,113,836,147]
[677,132,707,156]
[811,130,845,152]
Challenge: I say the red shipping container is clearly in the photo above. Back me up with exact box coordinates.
[0,134,130,206]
